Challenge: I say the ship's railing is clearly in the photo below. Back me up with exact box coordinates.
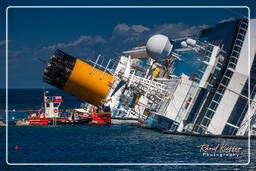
[128,74,180,103]
[88,54,118,77]
[129,75,167,93]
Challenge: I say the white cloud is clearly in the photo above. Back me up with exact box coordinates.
[152,23,209,38]
[218,17,236,23]
[67,36,91,46]
[131,25,150,33]
[46,35,106,49]
[93,35,107,44]
[47,43,66,49]
[113,24,150,34]
[113,24,130,33]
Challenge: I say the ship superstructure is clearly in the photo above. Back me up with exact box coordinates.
[105,18,256,136]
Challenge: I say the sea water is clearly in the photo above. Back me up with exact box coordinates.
[0,89,255,170]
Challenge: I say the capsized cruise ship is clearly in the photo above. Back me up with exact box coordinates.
[42,18,256,136]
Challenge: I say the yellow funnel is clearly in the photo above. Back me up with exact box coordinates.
[43,49,113,106]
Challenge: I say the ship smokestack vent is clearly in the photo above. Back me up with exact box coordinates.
[43,49,76,89]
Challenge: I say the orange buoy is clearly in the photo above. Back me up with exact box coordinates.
[15,145,19,150]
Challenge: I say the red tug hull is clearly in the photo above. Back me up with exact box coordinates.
[89,112,111,125]
[28,117,69,125]
[28,113,111,125]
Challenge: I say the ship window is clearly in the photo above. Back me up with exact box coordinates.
[201,118,210,127]
[222,124,238,135]
[214,69,220,76]
[209,101,218,110]
[237,34,244,41]
[197,126,205,134]
[213,93,222,102]
[235,40,243,47]
[217,85,226,94]
[230,57,237,64]
[194,126,199,133]
[240,23,248,29]
[205,110,214,118]
[239,29,246,35]
[229,63,236,69]
[207,84,213,89]
[46,103,50,107]
[236,40,244,46]
[221,77,229,86]
[236,38,243,43]
[54,103,59,107]
[225,70,233,78]
[210,78,216,85]
[234,46,241,52]
[217,63,222,69]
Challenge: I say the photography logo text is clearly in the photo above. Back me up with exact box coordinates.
[198,144,242,158]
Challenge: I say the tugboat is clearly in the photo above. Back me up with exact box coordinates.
[24,91,93,125]
[16,91,112,126]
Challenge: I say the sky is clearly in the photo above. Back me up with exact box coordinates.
[0,0,254,89]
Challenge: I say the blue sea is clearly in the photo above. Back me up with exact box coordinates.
[0,89,255,170]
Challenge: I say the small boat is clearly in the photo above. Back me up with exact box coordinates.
[24,91,92,125]
[20,91,111,126]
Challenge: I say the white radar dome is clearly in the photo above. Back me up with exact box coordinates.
[146,34,173,60]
